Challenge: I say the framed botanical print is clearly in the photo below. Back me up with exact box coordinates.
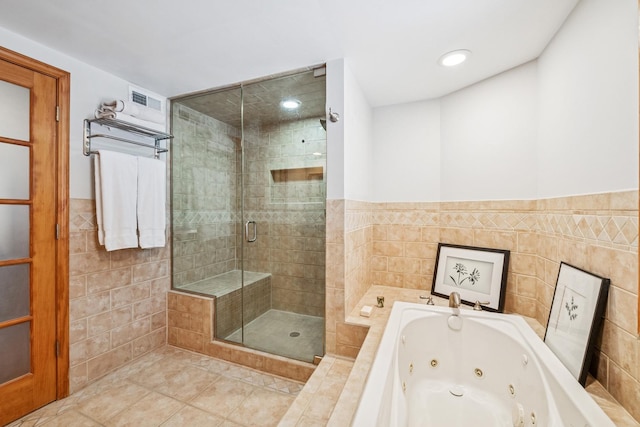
[544,262,610,386]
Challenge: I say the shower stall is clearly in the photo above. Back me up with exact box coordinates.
[170,67,326,363]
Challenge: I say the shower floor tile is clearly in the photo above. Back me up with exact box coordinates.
[225,309,324,363]
[7,346,302,427]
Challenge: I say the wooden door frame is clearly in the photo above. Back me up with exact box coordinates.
[0,46,70,399]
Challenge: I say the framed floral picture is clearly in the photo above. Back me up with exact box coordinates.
[431,243,510,312]
[544,262,610,386]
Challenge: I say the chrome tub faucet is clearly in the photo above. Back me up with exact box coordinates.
[449,291,461,309]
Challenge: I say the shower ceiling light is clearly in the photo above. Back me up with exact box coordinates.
[439,49,471,67]
[282,99,301,109]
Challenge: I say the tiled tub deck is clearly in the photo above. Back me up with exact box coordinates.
[279,286,640,426]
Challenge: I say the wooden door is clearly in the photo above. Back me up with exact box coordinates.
[0,53,67,425]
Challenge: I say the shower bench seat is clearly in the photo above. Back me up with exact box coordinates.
[177,270,271,297]
[176,270,272,338]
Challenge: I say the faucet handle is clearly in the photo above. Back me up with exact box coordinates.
[419,295,435,305]
[473,300,490,311]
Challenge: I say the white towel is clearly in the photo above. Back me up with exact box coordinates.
[137,157,166,248]
[95,100,166,133]
[95,150,139,251]
[94,155,105,245]
[113,112,166,133]
[97,99,165,124]
[94,111,167,133]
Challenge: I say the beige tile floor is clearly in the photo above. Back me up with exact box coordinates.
[8,346,303,427]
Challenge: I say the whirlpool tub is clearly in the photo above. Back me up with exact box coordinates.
[351,302,614,427]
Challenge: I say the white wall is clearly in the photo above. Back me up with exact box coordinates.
[372,100,441,202]
[342,59,374,201]
[368,0,637,203]
[537,0,638,197]
[440,62,538,201]
[0,27,150,199]
[326,58,374,201]
[326,59,346,200]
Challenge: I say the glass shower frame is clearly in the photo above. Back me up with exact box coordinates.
[170,68,327,363]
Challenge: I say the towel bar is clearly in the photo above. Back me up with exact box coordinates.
[83,118,173,159]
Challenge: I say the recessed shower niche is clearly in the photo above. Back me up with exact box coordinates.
[270,167,324,204]
[170,67,326,363]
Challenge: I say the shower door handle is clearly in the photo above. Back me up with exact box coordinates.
[245,220,257,242]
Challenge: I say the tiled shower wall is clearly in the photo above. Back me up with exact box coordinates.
[172,103,326,318]
[171,104,239,287]
[68,199,169,393]
[243,120,326,317]
[327,190,639,420]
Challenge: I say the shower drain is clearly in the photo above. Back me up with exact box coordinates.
[289,332,301,337]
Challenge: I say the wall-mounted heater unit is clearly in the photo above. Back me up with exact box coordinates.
[128,85,167,124]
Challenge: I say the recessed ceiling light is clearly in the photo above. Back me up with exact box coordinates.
[313,152,322,156]
[439,49,471,67]
[282,99,301,109]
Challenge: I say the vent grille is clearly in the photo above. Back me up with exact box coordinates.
[131,90,162,112]
[128,85,166,115]
[131,91,147,106]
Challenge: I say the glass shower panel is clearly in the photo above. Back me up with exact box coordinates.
[241,70,327,362]
[171,67,326,364]
[170,86,244,345]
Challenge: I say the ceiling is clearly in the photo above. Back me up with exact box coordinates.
[0,0,579,107]
[178,68,326,128]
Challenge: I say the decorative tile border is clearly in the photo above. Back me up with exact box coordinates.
[340,195,638,251]
[172,209,325,226]
[539,213,638,248]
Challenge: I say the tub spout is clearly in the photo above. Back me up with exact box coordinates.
[449,292,461,308]
[448,293,463,330]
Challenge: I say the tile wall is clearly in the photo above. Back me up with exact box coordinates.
[325,200,370,358]
[243,119,327,317]
[535,192,639,420]
[68,199,169,393]
[326,190,639,421]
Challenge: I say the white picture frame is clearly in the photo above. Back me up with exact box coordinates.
[431,243,510,312]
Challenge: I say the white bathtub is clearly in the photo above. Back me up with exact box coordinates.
[352,302,614,427]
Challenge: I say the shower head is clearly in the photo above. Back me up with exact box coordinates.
[320,119,326,131]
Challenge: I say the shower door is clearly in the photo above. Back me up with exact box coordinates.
[238,72,327,362]
[171,68,326,363]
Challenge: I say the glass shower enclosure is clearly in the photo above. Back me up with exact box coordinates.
[170,67,326,363]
